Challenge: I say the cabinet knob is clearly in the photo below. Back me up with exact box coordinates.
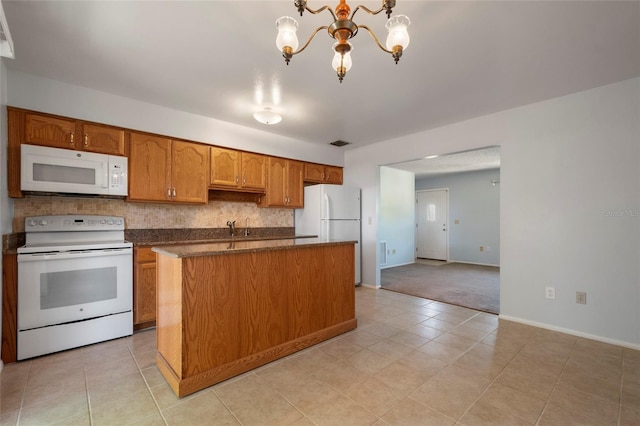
[84,134,88,146]
[236,176,239,184]
[167,188,171,199]
[172,188,177,198]
[70,132,74,145]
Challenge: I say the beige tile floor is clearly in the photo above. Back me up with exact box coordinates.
[1,287,640,425]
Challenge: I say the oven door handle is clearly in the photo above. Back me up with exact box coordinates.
[18,248,132,262]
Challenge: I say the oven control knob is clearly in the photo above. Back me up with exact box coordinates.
[107,220,114,225]
[27,219,37,227]
[39,219,48,226]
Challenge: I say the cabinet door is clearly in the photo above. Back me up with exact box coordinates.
[325,166,343,184]
[286,160,304,208]
[134,248,156,326]
[81,124,126,156]
[25,113,77,150]
[129,133,172,202]
[210,147,239,188]
[172,140,209,204]
[304,163,325,183]
[241,152,267,191]
[263,157,288,207]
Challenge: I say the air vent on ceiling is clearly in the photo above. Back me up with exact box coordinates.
[329,140,350,147]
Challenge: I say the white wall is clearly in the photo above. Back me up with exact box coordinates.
[379,166,415,268]
[344,77,640,347]
[6,70,343,167]
[416,168,500,266]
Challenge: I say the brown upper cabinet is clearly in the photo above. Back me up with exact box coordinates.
[129,132,209,204]
[24,112,126,156]
[81,123,126,156]
[304,163,343,185]
[259,157,304,208]
[210,147,266,193]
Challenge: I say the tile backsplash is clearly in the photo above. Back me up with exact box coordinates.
[12,196,293,232]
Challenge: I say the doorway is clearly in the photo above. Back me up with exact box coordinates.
[379,147,501,313]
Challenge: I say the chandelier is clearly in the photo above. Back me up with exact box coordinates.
[275,0,410,83]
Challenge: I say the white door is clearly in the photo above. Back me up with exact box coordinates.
[416,189,448,260]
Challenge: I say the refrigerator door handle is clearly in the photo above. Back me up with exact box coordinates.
[323,193,331,239]
[323,193,330,220]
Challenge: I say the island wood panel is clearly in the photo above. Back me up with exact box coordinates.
[181,253,244,372]
[156,254,183,377]
[156,242,356,397]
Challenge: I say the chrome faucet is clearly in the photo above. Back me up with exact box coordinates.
[244,217,250,237]
[226,220,236,237]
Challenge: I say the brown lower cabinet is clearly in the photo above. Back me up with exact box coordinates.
[133,247,157,329]
[2,253,18,363]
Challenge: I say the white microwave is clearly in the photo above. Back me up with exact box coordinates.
[21,144,128,196]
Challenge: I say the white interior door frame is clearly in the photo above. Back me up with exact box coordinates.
[415,188,449,261]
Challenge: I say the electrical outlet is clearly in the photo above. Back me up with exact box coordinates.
[480,246,484,252]
[576,291,587,304]
[545,286,555,299]
[485,246,491,252]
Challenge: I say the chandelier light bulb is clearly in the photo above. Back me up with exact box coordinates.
[331,43,353,73]
[385,14,411,51]
[275,16,299,51]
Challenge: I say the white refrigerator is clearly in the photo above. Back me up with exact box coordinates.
[295,184,361,285]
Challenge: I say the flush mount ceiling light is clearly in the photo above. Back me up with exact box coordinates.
[276,0,410,83]
[253,107,282,125]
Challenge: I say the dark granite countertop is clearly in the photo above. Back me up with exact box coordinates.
[125,227,303,246]
[152,238,357,258]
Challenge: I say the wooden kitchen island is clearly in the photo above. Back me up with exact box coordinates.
[152,238,357,397]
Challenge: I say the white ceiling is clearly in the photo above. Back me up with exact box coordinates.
[3,0,640,156]
[387,146,500,178]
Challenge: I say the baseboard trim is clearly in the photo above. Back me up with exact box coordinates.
[360,283,380,289]
[381,261,415,270]
[499,314,640,351]
[450,260,500,268]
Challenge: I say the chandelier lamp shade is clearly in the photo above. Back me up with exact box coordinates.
[275,0,410,83]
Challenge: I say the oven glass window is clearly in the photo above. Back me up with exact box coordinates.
[33,163,96,185]
[40,267,117,309]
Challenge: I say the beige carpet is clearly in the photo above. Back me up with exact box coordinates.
[381,262,500,314]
